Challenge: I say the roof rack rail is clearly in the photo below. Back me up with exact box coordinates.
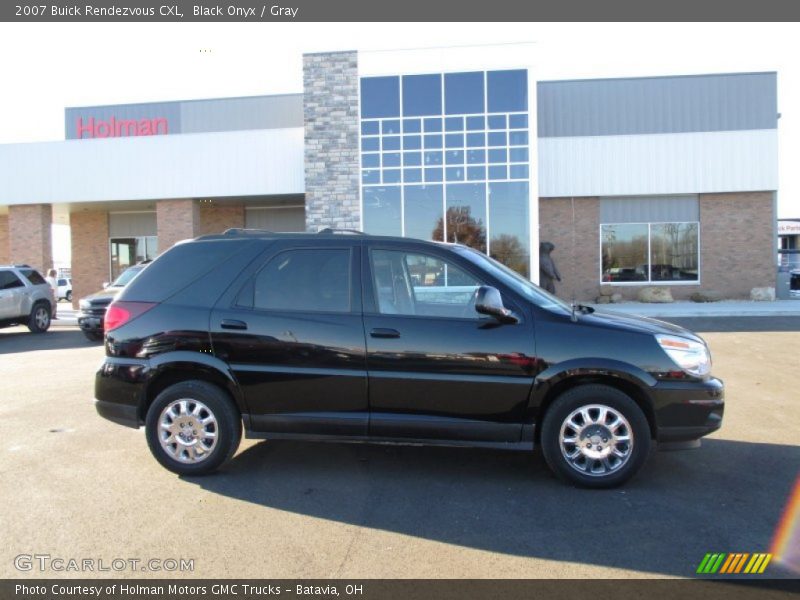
[317,228,364,235]
[222,228,274,235]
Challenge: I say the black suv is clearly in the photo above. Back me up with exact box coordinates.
[95,230,724,488]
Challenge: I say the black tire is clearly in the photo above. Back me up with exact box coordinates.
[83,330,104,342]
[145,380,241,476]
[540,384,651,488]
[66,291,72,302]
[27,301,51,333]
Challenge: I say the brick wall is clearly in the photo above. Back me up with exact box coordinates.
[157,199,199,252]
[8,204,52,275]
[199,203,245,236]
[303,50,361,232]
[700,191,775,299]
[0,215,8,265]
[539,197,601,301]
[70,210,109,308]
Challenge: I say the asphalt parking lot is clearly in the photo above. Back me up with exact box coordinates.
[1,322,798,579]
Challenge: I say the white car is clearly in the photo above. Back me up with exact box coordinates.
[57,277,72,302]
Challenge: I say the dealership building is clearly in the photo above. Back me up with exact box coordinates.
[0,48,779,305]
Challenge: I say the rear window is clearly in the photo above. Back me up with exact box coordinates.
[120,239,253,303]
[20,269,47,285]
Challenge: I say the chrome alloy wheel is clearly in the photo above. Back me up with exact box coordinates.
[34,306,50,329]
[158,399,218,464]
[559,404,634,477]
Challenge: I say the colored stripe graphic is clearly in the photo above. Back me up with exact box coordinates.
[697,553,773,574]
[697,553,727,574]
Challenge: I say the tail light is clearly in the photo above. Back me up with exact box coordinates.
[104,301,156,332]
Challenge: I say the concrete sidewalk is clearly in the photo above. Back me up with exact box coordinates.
[587,299,800,318]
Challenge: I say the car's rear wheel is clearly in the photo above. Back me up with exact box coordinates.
[145,381,241,476]
[27,302,51,333]
[65,291,72,302]
[540,384,651,488]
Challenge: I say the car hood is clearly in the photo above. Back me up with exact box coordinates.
[81,287,123,303]
[578,308,704,343]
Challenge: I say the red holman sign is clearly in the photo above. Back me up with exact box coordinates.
[75,116,169,138]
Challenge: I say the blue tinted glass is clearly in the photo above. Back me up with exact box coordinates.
[445,72,484,115]
[487,132,506,147]
[509,131,528,146]
[445,133,464,148]
[445,117,464,131]
[383,152,401,167]
[488,115,506,130]
[402,74,442,117]
[383,169,401,184]
[488,165,507,180]
[382,120,401,134]
[362,153,379,168]
[383,136,400,151]
[509,164,529,179]
[424,134,443,149]
[403,152,422,166]
[488,181,530,276]
[466,132,484,147]
[467,166,486,181]
[446,183,487,251]
[403,135,422,150]
[509,114,528,129]
[404,168,423,183]
[509,147,529,162]
[424,118,442,132]
[424,151,443,166]
[424,167,443,182]
[467,149,485,164]
[361,76,400,118]
[487,70,527,113]
[361,121,379,135]
[488,148,507,163]
[446,150,464,165]
[403,118,421,133]
[404,185,444,241]
[446,167,465,182]
[363,186,401,236]
[362,137,379,152]
[466,116,485,130]
[362,170,380,184]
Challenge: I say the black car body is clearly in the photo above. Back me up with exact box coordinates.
[78,264,148,341]
[95,230,724,487]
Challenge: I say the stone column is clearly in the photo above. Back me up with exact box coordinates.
[303,50,361,232]
[0,214,9,265]
[157,199,199,252]
[70,210,110,308]
[8,204,52,275]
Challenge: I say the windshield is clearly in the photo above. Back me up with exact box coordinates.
[454,246,573,315]
[110,266,143,288]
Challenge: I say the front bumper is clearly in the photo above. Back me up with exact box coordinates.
[652,376,724,442]
[78,312,104,334]
[95,357,150,428]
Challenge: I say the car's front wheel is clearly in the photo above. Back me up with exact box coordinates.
[540,384,651,488]
[65,291,72,302]
[27,302,51,333]
[145,381,241,476]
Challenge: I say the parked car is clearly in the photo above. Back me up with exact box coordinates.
[95,230,724,488]
[77,263,148,341]
[0,264,55,333]
[57,277,72,302]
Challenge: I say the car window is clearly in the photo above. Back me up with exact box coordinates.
[370,249,484,318]
[58,279,67,286]
[0,271,25,290]
[20,269,47,285]
[240,248,351,313]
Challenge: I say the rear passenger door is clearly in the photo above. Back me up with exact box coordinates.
[210,240,369,436]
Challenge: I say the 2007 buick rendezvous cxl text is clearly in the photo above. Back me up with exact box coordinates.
[95,229,724,487]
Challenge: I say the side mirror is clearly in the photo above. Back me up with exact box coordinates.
[475,286,518,324]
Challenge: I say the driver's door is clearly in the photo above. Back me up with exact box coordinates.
[363,244,537,442]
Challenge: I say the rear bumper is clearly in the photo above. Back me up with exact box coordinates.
[95,358,149,428]
[653,377,724,442]
[95,399,139,428]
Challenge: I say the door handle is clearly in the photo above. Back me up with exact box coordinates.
[220,319,248,331]
[370,328,400,339]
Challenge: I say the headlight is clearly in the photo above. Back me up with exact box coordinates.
[655,334,711,377]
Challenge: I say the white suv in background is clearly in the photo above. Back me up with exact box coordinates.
[57,277,72,302]
[0,265,55,333]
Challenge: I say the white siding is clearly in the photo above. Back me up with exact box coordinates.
[0,128,304,205]
[538,129,778,197]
